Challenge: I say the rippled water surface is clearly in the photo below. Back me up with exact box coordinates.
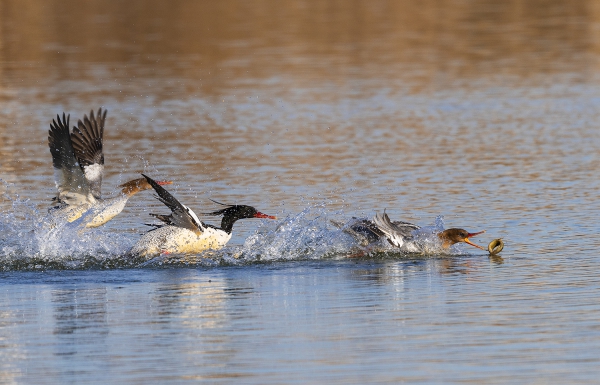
[2,0,600,383]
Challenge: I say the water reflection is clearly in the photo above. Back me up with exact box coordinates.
[52,287,108,337]
[0,0,600,382]
[1,0,599,87]
[50,286,110,380]
[152,280,229,331]
[146,272,272,380]
[488,255,504,265]
[346,255,505,288]
[0,252,597,384]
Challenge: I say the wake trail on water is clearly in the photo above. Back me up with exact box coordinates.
[1,185,471,271]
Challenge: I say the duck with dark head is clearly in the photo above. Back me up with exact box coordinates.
[129,174,277,258]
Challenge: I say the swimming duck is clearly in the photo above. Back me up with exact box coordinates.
[128,174,277,257]
[48,109,171,227]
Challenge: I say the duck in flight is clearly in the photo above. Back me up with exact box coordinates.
[341,211,485,252]
[48,108,171,227]
[128,174,277,257]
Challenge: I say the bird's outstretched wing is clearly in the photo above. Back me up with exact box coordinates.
[48,113,94,206]
[142,174,204,235]
[372,211,420,247]
[71,108,106,200]
[338,218,386,246]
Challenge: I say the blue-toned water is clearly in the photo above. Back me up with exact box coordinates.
[2,0,600,383]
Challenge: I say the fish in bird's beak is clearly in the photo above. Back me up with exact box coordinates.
[255,212,277,220]
[156,181,173,186]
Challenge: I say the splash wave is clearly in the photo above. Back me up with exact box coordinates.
[1,188,475,271]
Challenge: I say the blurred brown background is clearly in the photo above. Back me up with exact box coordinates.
[2,0,599,92]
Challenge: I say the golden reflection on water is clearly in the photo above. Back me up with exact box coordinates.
[1,0,600,87]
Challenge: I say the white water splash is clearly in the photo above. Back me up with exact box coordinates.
[1,182,481,270]
[0,182,132,270]
[235,206,358,262]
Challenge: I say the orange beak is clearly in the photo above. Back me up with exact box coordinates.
[464,230,486,250]
[255,212,277,220]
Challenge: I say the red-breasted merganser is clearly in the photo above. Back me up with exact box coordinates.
[129,174,277,257]
[342,212,485,251]
[48,109,171,227]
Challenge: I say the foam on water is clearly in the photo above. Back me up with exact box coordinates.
[236,206,359,261]
[1,182,486,270]
[0,182,132,270]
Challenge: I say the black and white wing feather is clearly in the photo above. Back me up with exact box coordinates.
[340,217,387,246]
[70,108,106,200]
[142,174,204,235]
[48,113,94,206]
[372,212,420,247]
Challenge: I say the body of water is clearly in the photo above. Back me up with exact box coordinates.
[1,0,600,383]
